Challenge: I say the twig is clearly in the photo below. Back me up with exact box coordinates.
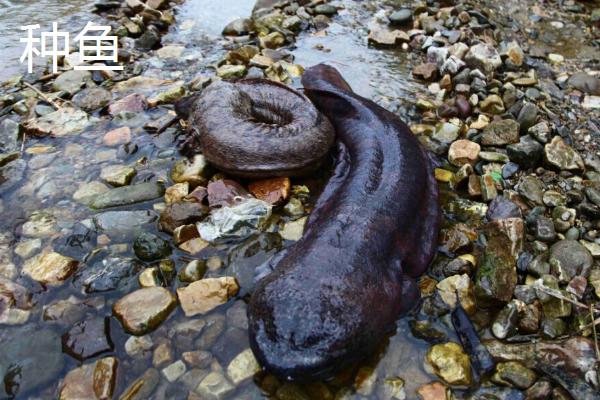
[578,316,600,333]
[22,81,61,110]
[532,280,600,312]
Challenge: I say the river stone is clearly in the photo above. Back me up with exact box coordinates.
[481,119,520,146]
[548,240,593,283]
[475,243,518,306]
[465,43,502,74]
[248,177,290,205]
[448,139,480,167]
[22,211,57,238]
[94,210,157,239]
[113,287,176,335]
[568,72,600,95]
[518,176,544,205]
[22,251,79,285]
[90,182,165,209]
[479,95,505,114]
[59,356,117,400]
[487,197,522,220]
[222,18,252,36]
[544,136,584,171]
[72,87,112,112]
[52,70,91,95]
[506,135,543,169]
[73,257,143,293]
[198,198,272,242]
[133,232,171,261]
[103,126,132,146]
[389,8,412,26]
[25,108,89,137]
[177,277,239,317]
[73,181,111,204]
[0,158,25,191]
[517,103,539,134]
[171,155,208,186]
[432,122,460,145]
[159,201,209,234]
[108,93,148,115]
[226,349,260,385]
[426,342,472,385]
[62,317,113,361]
[100,165,136,186]
[195,371,234,400]
[0,119,20,153]
[0,276,32,325]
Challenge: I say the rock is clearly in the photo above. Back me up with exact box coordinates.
[25,108,89,137]
[74,181,111,204]
[52,70,91,95]
[529,121,551,143]
[279,217,307,241]
[505,41,524,67]
[479,95,505,114]
[62,317,113,361]
[506,135,543,169]
[159,201,208,234]
[426,342,472,386]
[118,368,159,400]
[517,103,539,134]
[314,4,337,16]
[248,177,290,205]
[518,176,544,205]
[23,251,78,285]
[568,72,600,95]
[59,357,118,400]
[492,301,520,339]
[480,174,498,202]
[492,361,536,389]
[198,198,272,242]
[486,197,522,220]
[544,136,584,171]
[177,277,239,316]
[432,122,460,145]
[0,277,32,325]
[73,257,142,293]
[389,8,412,26]
[133,232,171,261]
[22,211,57,238]
[226,349,260,385]
[165,183,189,204]
[0,158,25,191]
[0,327,64,397]
[589,269,600,298]
[90,182,165,209]
[156,45,185,59]
[103,126,132,146]
[526,381,553,400]
[207,179,251,208]
[0,119,20,153]
[548,240,593,282]
[533,217,556,242]
[436,274,476,315]
[136,26,161,49]
[427,46,449,67]
[465,44,502,74]
[413,63,439,81]
[417,382,449,400]
[282,15,302,31]
[222,18,253,36]
[100,165,136,187]
[195,372,234,400]
[72,88,112,112]
[481,119,519,146]
[113,287,176,335]
[108,94,147,115]
[147,85,185,107]
[448,140,480,167]
[161,360,186,382]
[94,210,157,239]
[171,155,208,186]
[368,27,409,47]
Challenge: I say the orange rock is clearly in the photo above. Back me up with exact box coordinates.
[103,127,131,146]
[248,177,291,205]
[417,382,449,400]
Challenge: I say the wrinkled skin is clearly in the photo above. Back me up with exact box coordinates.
[248,64,440,381]
[188,78,335,178]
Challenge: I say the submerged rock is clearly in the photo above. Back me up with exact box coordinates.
[62,317,113,361]
[24,108,89,137]
[133,232,171,261]
[73,257,143,293]
[426,342,472,386]
[177,277,239,316]
[113,287,176,335]
[22,251,79,286]
[90,182,165,209]
[59,356,118,400]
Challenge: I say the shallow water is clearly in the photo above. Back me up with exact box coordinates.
[0,0,452,399]
[0,0,99,81]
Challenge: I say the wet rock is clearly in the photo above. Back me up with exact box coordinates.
[100,165,136,187]
[94,210,157,239]
[0,119,21,153]
[60,356,117,400]
[73,257,143,293]
[103,126,131,146]
[133,232,171,261]
[198,198,272,242]
[23,251,78,286]
[436,274,476,315]
[0,158,25,191]
[487,197,522,220]
[492,300,520,339]
[248,177,290,205]
[90,182,165,209]
[426,342,472,386]
[448,140,480,167]
[159,201,208,234]
[533,217,556,242]
[0,277,32,325]
[22,211,57,238]
[178,259,206,282]
[544,136,584,171]
[507,135,543,169]
[113,287,176,335]
[162,360,186,382]
[389,8,412,26]
[72,87,112,112]
[226,348,260,385]
[465,44,502,74]
[118,368,159,400]
[207,179,251,208]
[25,108,89,137]
[108,93,147,115]
[156,45,185,59]
[170,155,208,186]
[0,327,64,397]
[148,85,185,107]
[279,216,307,241]
[52,70,91,95]
[417,382,448,400]
[480,174,498,202]
[413,63,439,81]
[62,317,113,361]
[259,32,285,50]
[492,361,536,390]
[136,25,161,49]
[314,4,337,16]
[73,181,111,204]
[432,122,460,145]
[548,240,593,282]
[177,277,239,316]
[526,380,553,400]
[195,371,234,400]
[481,119,520,146]
[568,72,600,95]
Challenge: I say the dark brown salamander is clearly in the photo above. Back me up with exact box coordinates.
[247,64,440,381]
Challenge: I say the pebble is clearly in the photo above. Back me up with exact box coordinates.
[544,136,584,171]
[426,342,472,386]
[226,349,260,385]
[23,251,79,286]
[506,135,543,169]
[195,372,235,400]
[248,177,290,205]
[100,165,136,186]
[113,287,177,335]
[177,277,239,316]
[90,182,165,209]
[448,140,480,167]
[465,43,502,74]
[103,126,132,146]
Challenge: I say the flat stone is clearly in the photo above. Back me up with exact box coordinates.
[481,119,520,146]
[217,65,247,79]
[59,356,118,400]
[25,108,89,137]
[195,372,234,400]
[73,181,111,204]
[72,87,112,112]
[177,277,239,317]
[52,70,91,95]
[108,93,147,115]
[22,211,57,238]
[94,210,157,239]
[161,360,186,382]
[368,27,409,47]
[23,251,78,286]
[90,182,165,209]
[544,136,584,171]
[100,165,136,187]
[103,126,132,146]
[62,317,113,361]
[413,63,439,81]
[113,287,177,335]
[159,201,209,234]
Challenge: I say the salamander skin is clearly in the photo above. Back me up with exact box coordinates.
[247,64,440,381]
